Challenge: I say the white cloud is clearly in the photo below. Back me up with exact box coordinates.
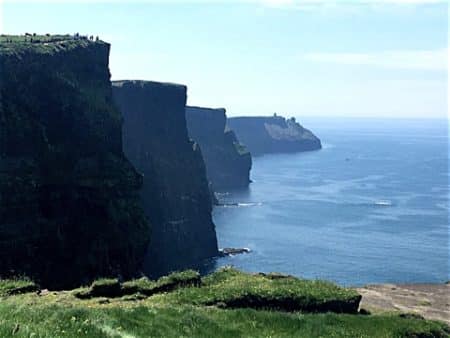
[303,49,448,71]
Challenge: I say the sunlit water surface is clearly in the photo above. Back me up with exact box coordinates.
[206,118,449,286]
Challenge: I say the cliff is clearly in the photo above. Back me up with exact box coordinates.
[227,115,321,156]
[186,106,252,191]
[112,81,218,276]
[0,36,150,289]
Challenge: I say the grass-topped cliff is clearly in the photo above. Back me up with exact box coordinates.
[228,115,322,156]
[0,35,150,289]
[0,34,101,54]
[0,268,448,337]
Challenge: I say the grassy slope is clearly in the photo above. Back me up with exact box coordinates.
[1,302,448,338]
[0,268,448,338]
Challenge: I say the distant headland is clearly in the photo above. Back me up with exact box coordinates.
[228,114,322,156]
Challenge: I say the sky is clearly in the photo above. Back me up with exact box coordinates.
[0,1,448,119]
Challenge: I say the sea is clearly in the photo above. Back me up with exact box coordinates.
[207,117,449,287]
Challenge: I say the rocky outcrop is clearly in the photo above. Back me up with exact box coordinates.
[186,106,251,191]
[112,81,218,276]
[357,283,450,325]
[218,248,251,256]
[227,115,321,156]
[0,37,150,289]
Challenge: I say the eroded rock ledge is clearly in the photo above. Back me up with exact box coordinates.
[357,283,450,325]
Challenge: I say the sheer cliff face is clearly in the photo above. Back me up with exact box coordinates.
[186,106,252,191]
[112,81,218,276]
[227,116,322,156]
[0,39,150,289]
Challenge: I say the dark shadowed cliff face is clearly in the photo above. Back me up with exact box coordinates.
[112,81,218,276]
[186,106,252,191]
[0,38,150,289]
[227,116,322,156]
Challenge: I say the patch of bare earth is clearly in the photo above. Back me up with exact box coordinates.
[357,283,450,324]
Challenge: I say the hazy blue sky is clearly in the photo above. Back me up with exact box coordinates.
[1,1,448,118]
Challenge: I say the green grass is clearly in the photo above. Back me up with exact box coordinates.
[122,270,201,296]
[0,269,448,337]
[75,278,122,299]
[0,302,448,338]
[163,267,361,313]
[151,269,201,291]
[0,277,38,296]
[121,277,157,295]
[75,270,201,299]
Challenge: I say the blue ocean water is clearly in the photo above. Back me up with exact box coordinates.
[210,117,449,286]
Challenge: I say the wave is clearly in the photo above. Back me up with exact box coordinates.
[373,200,393,207]
[219,202,262,208]
[435,202,449,211]
[238,202,262,207]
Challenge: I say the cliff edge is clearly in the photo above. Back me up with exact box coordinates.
[186,106,252,191]
[112,81,218,276]
[0,36,150,289]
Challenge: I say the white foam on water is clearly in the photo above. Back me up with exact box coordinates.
[436,202,449,211]
[237,202,262,207]
[374,200,393,207]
